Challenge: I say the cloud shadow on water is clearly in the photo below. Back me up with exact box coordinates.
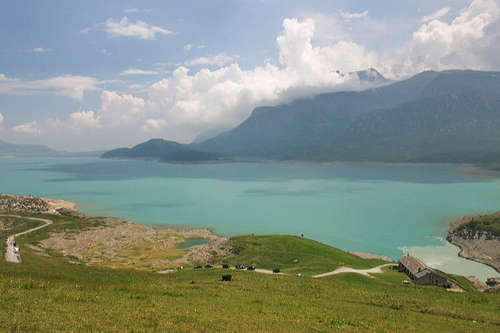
[25,158,488,185]
[241,185,367,197]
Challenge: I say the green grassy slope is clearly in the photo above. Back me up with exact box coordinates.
[2,250,499,332]
[1,215,499,332]
[225,235,387,274]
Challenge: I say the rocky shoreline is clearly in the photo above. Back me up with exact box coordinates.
[446,213,500,273]
[1,194,230,271]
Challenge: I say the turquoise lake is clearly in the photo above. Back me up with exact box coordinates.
[1,157,499,280]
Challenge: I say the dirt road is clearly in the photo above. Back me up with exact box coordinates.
[312,264,395,278]
[2,215,53,263]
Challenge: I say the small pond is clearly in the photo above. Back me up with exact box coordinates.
[177,238,209,249]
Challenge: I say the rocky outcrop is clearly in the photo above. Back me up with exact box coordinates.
[447,213,500,273]
[0,194,52,214]
[40,216,230,271]
[450,226,498,241]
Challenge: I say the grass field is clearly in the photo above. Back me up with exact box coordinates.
[224,235,387,275]
[1,213,499,332]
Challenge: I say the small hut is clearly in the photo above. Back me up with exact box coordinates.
[398,255,451,288]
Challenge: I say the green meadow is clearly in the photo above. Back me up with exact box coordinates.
[224,235,387,275]
[1,214,499,332]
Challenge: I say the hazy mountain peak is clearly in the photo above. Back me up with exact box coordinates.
[351,68,387,83]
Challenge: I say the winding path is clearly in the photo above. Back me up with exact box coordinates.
[312,263,395,278]
[160,263,395,279]
[2,215,53,263]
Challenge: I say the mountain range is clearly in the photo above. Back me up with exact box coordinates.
[193,69,500,163]
[98,69,500,163]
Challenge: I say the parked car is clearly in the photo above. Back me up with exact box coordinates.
[273,268,280,274]
[221,263,230,269]
[236,264,246,270]
[247,265,256,271]
[194,265,202,269]
[205,264,213,269]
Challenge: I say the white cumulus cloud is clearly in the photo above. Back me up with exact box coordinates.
[12,121,40,135]
[81,16,174,40]
[98,90,145,127]
[142,119,166,132]
[277,18,377,85]
[409,0,500,71]
[69,110,101,128]
[44,91,147,149]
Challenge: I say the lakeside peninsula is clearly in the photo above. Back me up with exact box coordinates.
[447,212,500,273]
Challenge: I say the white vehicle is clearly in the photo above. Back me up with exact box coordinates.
[14,247,20,253]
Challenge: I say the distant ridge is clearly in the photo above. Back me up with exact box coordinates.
[0,139,60,157]
[102,138,221,162]
[0,139,103,158]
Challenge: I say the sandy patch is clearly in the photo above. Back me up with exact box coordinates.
[42,197,77,211]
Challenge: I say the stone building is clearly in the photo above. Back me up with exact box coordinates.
[398,255,452,288]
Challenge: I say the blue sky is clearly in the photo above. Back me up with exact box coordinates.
[0,0,498,150]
